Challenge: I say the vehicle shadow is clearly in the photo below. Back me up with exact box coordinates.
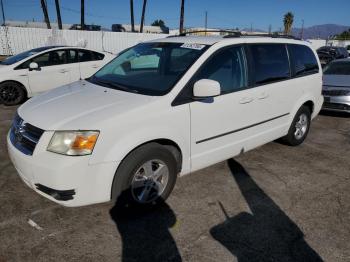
[110,195,182,262]
[210,159,323,262]
[320,110,349,118]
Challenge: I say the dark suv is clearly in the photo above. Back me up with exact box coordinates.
[317,46,349,67]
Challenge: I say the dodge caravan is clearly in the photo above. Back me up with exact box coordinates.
[7,35,324,207]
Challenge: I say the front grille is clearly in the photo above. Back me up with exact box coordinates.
[10,114,44,155]
[323,102,350,111]
[322,89,350,96]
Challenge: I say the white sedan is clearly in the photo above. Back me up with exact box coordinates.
[0,46,115,105]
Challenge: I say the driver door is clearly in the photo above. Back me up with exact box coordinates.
[189,45,258,171]
[27,50,71,95]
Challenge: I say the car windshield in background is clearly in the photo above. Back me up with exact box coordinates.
[324,61,350,75]
[89,42,208,95]
[0,46,60,65]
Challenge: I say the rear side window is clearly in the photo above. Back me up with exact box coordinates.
[288,44,319,77]
[92,51,105,61]
[249,44,290,85]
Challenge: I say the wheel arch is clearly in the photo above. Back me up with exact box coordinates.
[0,80,29,98]
[110,138,183,201]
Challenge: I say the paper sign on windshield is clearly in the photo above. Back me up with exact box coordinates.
[180,43,205,50]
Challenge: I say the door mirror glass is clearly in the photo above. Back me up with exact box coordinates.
[193,79,221,98]
[29,62,39,70]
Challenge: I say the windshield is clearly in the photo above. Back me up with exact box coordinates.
[0,46,57,65]
[89,42,208,95]
[324,61,350,75]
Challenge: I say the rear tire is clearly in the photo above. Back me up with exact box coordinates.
[0,82,26,106]
[111,143,178,208]
[282,106,311,146]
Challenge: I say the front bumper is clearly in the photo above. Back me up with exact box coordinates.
[7,131,120,207]
[322,95,350,113]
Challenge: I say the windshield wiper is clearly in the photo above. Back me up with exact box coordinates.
[92,78,139,94]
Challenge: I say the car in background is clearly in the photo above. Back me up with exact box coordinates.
[0,46,115,105]
[317,46,349,67]
[322,59,350,113]
[346,45,350,55]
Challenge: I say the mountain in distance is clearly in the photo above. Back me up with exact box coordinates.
[292,24,350,39]
[238,24,350,39]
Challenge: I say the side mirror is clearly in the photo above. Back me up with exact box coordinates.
[193,79,221,98]
[29,62,40,71]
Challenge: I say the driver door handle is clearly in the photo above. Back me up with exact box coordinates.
[59,69,69,73]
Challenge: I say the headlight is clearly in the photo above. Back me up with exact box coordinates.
[47,131,99,156]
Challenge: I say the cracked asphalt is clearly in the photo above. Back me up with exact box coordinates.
[0,105,349,262]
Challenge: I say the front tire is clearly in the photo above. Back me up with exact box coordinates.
[282,106,311,146]
[0,82,26,106]
[112,143,178,207]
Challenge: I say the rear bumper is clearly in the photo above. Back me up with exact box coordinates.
[322,95,350,113]
[7,131,120,207]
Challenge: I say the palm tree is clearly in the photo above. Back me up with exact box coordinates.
[179,0,185,34]
[130,0,135,32]
[283,12,294,35]
[140,0,147,33]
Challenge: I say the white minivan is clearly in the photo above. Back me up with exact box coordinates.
[7,35,324,207]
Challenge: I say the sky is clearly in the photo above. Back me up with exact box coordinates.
[2,0,350,31]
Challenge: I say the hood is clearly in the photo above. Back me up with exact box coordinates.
[323,75,350,88]
[18,80,155,130]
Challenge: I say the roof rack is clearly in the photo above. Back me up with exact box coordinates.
[168,30,301,40]
[177,30,241,37]
[224,33,301,40]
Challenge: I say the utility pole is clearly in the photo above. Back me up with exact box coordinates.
[268,24,272,34]
[81,0,85,30]
[0,0,5,26]
[300,19,305,39]
[179,0,185,34]
[204,11,207,35]
[140,0,147,33]
[40,0,51,29]
[250,23,253,33]
[55,0,62,29]
[130,0,135,32]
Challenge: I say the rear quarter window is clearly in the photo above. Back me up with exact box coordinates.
[249,44,290,85]
[288,44,319,77]
[92,51,105,61]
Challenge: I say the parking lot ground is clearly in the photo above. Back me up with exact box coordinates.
[0,105,349,262]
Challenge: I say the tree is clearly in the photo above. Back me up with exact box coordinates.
[130,0,135,32]
[283,12,294,35]
[334,29,350,40]
[140,0,147,33]
[179,0,185,34]
[151,19,165,27]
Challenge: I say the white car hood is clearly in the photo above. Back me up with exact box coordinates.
[18,80,155,130]
[323,75,350,88]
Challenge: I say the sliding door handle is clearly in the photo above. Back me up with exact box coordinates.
[239,97,254,104]
[258,92,269,100]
